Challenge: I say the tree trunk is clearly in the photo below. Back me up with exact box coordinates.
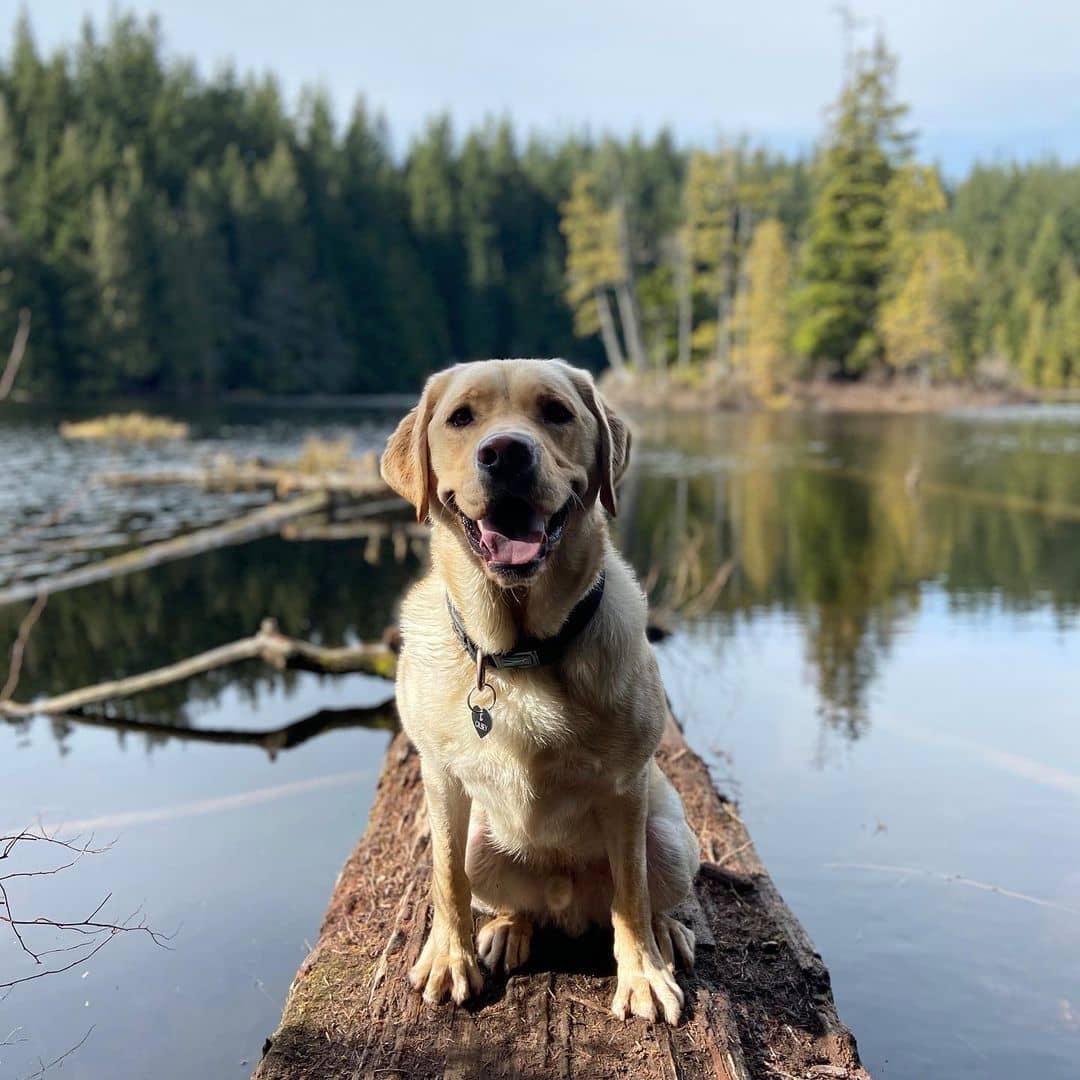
[616,282,648,371]
[675,238,692,369]
[614,201,648,371]
[594,289,627,371]
[254,714,870,1080]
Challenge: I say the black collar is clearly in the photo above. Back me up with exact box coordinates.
[447,573,606,672]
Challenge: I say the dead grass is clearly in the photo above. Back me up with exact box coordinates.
[294,435,354,474]
[59,413,190,442]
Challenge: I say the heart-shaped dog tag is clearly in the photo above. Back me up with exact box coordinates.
[471,705,493,738]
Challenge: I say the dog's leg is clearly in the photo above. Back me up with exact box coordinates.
[601,776,685,1025]
[409,770,484,1005]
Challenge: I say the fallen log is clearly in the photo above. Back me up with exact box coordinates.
[254,715,870,1080]
[0,492,329,608]
[0,618,395,718]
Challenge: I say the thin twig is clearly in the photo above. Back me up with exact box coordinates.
[0,308,30,403]
[1,594,47,703]
[20,1025,94,1080]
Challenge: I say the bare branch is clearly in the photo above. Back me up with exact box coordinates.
[0,829,169,991]
[0,308,30,403]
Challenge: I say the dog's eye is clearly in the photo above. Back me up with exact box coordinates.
[541,400,574,425]
[448,405,474,428]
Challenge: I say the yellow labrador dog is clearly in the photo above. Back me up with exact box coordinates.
[381,358,698,1024]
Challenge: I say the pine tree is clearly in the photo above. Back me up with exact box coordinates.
[794,34,912,376]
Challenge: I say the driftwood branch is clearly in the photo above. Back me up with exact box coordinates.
[253,713,869,1080]
[0,618,395,719]
[0,308,30,402]
[0,493,330,608]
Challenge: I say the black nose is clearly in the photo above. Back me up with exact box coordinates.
[476,432,538,487]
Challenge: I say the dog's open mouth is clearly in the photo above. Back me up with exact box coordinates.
[456,497,571,574]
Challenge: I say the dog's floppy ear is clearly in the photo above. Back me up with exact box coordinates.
[380,371,448,523]
[570,368,631,516]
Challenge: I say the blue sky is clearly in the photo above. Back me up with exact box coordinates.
[16,1,1080,174]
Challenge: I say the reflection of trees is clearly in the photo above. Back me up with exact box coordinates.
[619,412,1080,740]
[0,537,418,734]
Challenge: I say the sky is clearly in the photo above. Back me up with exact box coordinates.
[13,1,1080,175]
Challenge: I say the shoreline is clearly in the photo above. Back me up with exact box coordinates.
[599,370,1045,414]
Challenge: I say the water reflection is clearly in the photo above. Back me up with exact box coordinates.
[0,536,419,744]
[617,411,1080,738]
[4,407,1080,754]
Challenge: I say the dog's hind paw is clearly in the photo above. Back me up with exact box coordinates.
[477,912,533,973]
[653,913,696,972]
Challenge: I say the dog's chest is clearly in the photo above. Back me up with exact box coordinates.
[450,683,615,853]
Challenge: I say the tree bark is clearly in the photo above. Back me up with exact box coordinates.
[253,714,870,1080]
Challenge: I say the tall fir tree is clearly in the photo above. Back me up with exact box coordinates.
[794,35,912,376]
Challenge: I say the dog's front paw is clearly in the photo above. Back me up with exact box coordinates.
[610,943,685,1025]
[408,932,484,1005]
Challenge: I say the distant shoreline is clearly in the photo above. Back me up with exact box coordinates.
[598,371,1059,414]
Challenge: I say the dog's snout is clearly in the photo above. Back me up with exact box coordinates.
[477,432,538,486]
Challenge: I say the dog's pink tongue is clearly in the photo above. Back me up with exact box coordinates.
[478,519,545,565]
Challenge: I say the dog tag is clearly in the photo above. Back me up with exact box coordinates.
[471,705,493,738]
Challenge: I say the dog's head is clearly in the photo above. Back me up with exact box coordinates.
[381,359,630,585]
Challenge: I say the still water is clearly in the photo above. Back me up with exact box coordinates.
[1,403,1078,1079]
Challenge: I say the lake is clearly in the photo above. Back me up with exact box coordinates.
[2,402,1079,1079]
